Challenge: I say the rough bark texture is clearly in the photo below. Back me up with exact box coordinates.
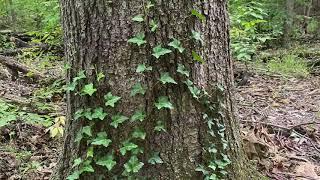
[54,0,257,179]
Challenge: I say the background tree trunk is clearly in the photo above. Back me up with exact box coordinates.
[53,0,260,179]
[283,0,295,47]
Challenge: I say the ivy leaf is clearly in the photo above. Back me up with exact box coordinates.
[67,170,80,180]
[110,114,129,128]
[92,107,107,120]
[74,70,86,81]
[191,30,203,43]
[96,154,116,171]
[191,9,206,22]
[97,72,105,82]
[91,132,112,147]
[80,161,94,173]
[150,20,158,32]
[195,165,209,176]
[87,147,94,158]
[159,72,177,84]
[132,128,146,140]
[131,110,146,122]
[168,38,185,53]
[130,83,146,96]
[155,96,174,110]
[66,81,77,92]
[72,158,82,168]
[128,33,147,46]
[104,92,121,107]
[148,152,163,165]
[152,45,172,59]
[120,141,138,156]
[177,64,190,77]
[154,121,166,132]
[136,64,152,73]
[74,131,83,143]
[124,156,144,173]
[82,126,92,137]
[82,83,97,96]
[192,51,204,63]
[83,108,93,120]
[74,109,84,120]
[132,14,144,22]
[146,1,154,9]
[184,80,201,99]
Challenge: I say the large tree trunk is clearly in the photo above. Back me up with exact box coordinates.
[53,0,260,179]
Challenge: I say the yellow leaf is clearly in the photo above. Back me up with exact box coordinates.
[51,127,59,138]
[55,116,66,126]
[58,126,64,137]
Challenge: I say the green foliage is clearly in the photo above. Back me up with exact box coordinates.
[67,2,232,179]
[230,0,282,61]
[154,96,174,110]
[152,45,172,59]
[267,54,309,77]
[128,33,147,46]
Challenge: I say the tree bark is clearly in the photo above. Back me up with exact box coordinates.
[283,0,295,47]
[54,0,260,179]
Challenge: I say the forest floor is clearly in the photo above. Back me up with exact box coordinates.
[0,42,320,179]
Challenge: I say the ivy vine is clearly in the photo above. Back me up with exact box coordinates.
[66,1,231,180]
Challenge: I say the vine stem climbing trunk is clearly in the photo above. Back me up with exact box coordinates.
[53,0,262,179]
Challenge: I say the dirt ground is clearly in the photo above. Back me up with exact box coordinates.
[0,59,320,179]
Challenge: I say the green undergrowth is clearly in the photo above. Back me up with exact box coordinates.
[267,54,309,78]
[0,99,54,128]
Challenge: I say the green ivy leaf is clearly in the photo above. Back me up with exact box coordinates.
[168,38,185,53]
[74,109,84,120]
[131,110,146,122]
[96,154,116,171]
[192,51,204,63]
[120,141,138,156]
[191,30,203,43]
[150,20,158,32]
[152,45,172,59]
[159,72,177,84]
[148,152,163,165]
[191,9,206,22]
[91,132,112,147]
[130,83,146,96]
[187,85,201,99]
[154,121,166,132]
[66,81,77,92]
[82,126,92,137]
[124,156,144,173]
[128,33,147,46]
[104,92,121,107]
[82,83,97,96]
[87,147,94,158]
[110,114,129,128]
[155,96,174,110]
[97,72,105,82]
[80,161,94,173]
[177,64,190,77]
[136,64,152,73]
[146,1,154,9]
[195,165,209,176]
[74,70,86,81]
[92,107,107,120]
[83,108,94,120]
[72,158,82,168]
[74,131,83,142]
[132,128,146,140]
[67,170,80,180]
[132,14,144,22]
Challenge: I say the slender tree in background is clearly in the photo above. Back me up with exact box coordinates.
[53,0,262,179]
[283,0,295,47]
